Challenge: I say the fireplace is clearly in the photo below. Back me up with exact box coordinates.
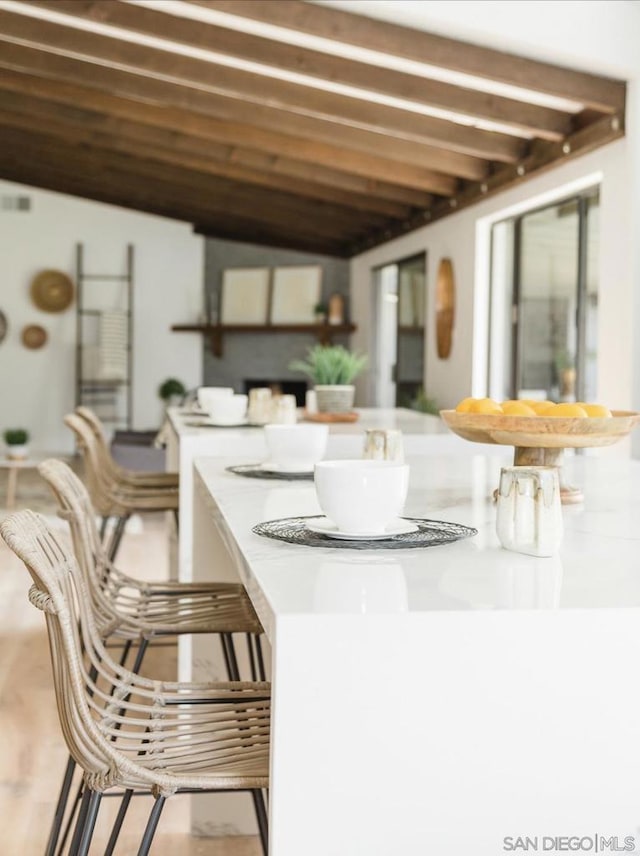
[244,379,308,407]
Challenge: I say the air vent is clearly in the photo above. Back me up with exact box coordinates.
[0,195,31,211]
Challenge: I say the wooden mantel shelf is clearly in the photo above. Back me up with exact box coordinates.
[171,322,357,357]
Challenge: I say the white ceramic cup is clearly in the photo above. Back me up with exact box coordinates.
[204,393,248,425]
[197,386,233,411]
[314,459,409,535]
[264,423,328,472]
[496,466,563,557]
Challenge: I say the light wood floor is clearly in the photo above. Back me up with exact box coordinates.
[0,489,261,855]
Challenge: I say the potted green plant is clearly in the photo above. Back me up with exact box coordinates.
[4,428,30,460]
[158,377,186,407]
[289,344,367,413]
[313,302,328,324]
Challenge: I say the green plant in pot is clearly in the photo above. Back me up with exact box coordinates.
[158,377,186,407]
[289,344,367,413]
[4,428,30,460]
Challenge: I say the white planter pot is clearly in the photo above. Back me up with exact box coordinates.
[314,385,355,413]
[6,444,28,460]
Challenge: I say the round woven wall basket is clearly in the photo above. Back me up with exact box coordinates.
[30,270,74,313]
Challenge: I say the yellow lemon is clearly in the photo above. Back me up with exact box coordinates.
[581,403,613,418]
[501,401,536,416]
[543,403,588,418]
[530,400,556,415]
[455,397,476,413]
[470,397,503,415]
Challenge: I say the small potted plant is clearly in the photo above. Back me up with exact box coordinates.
[289,344,367,413]
[4,428,30,460]
[313,302,328,324]
[158,377,186,408]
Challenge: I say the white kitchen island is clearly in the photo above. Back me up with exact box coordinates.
[190,450,640,856]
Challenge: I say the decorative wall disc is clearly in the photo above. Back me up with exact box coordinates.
[30,270,74,312]
[436,258,455,360]
[21,324,47,349]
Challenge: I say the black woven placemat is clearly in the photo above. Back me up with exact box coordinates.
[227,464,313,481]
[252,515,477,549]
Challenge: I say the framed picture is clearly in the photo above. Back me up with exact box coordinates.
[220,267,270,324]
[270,266,322,324]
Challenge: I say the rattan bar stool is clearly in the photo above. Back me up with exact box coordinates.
[75,406,179,491]
[38,457,266,855]
[1,510,270,856]
[64,413,179,561]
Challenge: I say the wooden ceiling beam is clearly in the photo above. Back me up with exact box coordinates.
[0,69,434,208]
[0,159,350,257]
[348,113,624,254]
[0,93,414,219]
[0,126,387,240]
[0,9,522,166]
[196,0,626,114]
[0,45,468,192]
[30,0,572,141]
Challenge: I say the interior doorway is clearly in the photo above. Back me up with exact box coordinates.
[372,253,426,407]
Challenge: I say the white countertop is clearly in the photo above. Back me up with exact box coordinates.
[194,452,640,632]
[188,442,640,854]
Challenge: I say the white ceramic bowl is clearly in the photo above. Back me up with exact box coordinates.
[314,459,409,535]
[204,393,248,425]
[264,423,328,472]
[197,386,233,411]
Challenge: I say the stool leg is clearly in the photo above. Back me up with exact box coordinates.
[246,633,257,681]
[68,786,91,856]
[55,779,83,856]
[137,795,166,856]
[255,635,267,681]
[44,755,76,856]
[251,789,269,856]
[221,633,240,681]
[76,790,102,856]
[108,515,129,562]
[104,789,134,856]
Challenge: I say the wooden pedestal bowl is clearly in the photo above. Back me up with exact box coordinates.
[440,409,640,503]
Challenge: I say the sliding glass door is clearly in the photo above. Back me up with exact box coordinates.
[489,188,599,403]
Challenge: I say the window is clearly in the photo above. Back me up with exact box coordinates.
[489,188,599,403]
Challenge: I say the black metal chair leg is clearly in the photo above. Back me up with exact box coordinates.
[246,632,257,681]
[255,634,267,681]
[251,789,269,856]
[68,786,92,856]
[99,515,109,542]
[56,780,84,856]
[118,639,133,668]
[44,755,76,856]
[223,632,240,681]
[76,790,102,856]
[108,515,129,562]
[130,638,149,675]
[103,788,134,856]
[137,795,166,856]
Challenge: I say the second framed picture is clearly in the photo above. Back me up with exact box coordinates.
[270,266,322,324]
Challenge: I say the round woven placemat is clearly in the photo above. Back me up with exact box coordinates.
[252,515,477,549]
[227,464,313,481]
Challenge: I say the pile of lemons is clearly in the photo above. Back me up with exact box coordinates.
[454,398,612,418]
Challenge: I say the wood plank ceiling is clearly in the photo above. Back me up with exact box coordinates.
[0,0,626,257]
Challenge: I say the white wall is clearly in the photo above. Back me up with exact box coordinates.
[346,0,640,454]
[0,180,203,453]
